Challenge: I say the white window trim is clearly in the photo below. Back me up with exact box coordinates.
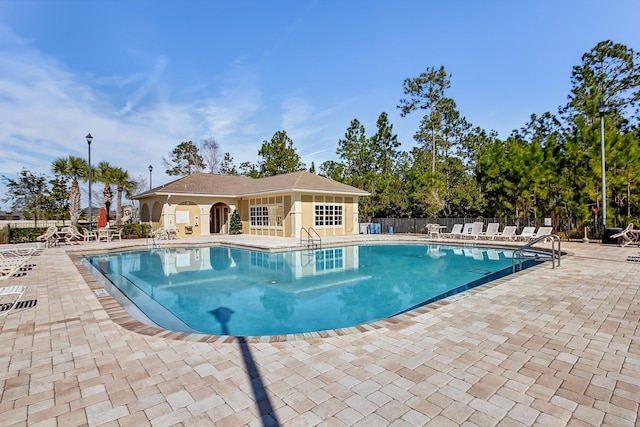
[249,203,284,230]
[313,203,344,228]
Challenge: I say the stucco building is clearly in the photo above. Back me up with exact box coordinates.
[134,171,369,239]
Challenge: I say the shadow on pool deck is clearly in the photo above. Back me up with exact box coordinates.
[211,307,280,426]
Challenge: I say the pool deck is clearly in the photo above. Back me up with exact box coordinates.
[1,234,639,426]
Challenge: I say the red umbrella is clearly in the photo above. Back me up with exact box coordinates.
[98,207,108,227]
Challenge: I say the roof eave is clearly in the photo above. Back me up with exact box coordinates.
[238,188,369,197]
[134,191,238,199]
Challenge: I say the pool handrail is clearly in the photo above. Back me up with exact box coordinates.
[512,234,561,272]
[300,227,322,249]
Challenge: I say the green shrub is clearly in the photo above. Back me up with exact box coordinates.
[120,223,152,238]
[229,210,243,234]
[9,227,47,244]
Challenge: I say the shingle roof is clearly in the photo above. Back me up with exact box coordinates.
[135,171,369,199]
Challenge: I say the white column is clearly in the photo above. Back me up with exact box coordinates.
[291,194,302,238]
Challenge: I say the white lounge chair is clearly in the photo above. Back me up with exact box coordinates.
[37,225,58,247]
[479,223,500,240]
[0,258,28,281]
[151,227,169,240]
[463,222,484,239]
[611,223,638,247]
[515,226,536,241]
[533,226,553,240]
[442,223,463,239]
[0,285,27,317]
[166,225,179,240]
[0,243,40,259]
[58,226,84,245]
[496,226,517,240]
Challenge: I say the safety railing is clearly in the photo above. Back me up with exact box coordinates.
[300,227,322,249]
[512,234,561,272]
[145,232,161,249]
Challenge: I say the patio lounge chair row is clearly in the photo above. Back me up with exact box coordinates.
[36,225,123,246]
[0,242,40,316]
[437,222,553,241]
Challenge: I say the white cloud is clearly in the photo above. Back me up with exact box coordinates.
[0,26,268,208]
[118,56,169,115]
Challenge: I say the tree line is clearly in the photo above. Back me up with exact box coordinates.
[2,157,138,227]
[4,40,639,237]
[164,40,639,236]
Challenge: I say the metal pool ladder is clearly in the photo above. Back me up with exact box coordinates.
[512,234,561,272]
[145,232,161,249]
[300,227,322,249]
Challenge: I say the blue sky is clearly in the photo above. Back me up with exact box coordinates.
[1,1,639,211]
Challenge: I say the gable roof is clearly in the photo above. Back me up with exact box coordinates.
[134,171,369,199]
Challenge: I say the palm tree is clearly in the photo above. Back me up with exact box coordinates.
[110,167,136,226]
[51,156,88,225]
[95,161,115,220]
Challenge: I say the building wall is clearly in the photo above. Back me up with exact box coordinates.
[297,194,360,237]
[246,195,287,237]
[239,199,250,234]
[138,192,361,239]
[140,195,237,238]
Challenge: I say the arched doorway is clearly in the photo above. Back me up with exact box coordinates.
[151,202,162,222]
[140,204,150,222]
[210,202,230,234]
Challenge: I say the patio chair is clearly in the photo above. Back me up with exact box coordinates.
[37,225,58,248]
[463,222,484,239]
[610,223,638,247]
[83,228,98,242]
[496,225,517,240]
[441,223,463,239]
[110,228,122,242]
[479,223,500,240]
[0,285,27,317]
[532,226,553,241]
[59,226,83,245]
[515,226,536,241]
[152,227,169,240]
[166,225,179,240]
[427,223,443,239]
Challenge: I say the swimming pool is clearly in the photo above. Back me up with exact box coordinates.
[84,244,541,336]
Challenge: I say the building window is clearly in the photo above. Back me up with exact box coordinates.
[250,206,269,226]
[250,204,284,228]
[315,204,343,227]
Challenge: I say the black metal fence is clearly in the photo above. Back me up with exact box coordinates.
[367,217,594,240]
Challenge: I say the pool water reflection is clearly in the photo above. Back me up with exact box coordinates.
[85,244,535,336]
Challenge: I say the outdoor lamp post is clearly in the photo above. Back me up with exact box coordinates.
[148,165,153,190]
[86,133,93,232]
[598,101,606,237]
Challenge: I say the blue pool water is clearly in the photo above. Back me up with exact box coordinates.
[85,244,540,336]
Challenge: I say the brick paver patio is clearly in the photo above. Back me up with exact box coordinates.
[1,235,638,426]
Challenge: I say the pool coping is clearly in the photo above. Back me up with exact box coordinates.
[67,239,554,343]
